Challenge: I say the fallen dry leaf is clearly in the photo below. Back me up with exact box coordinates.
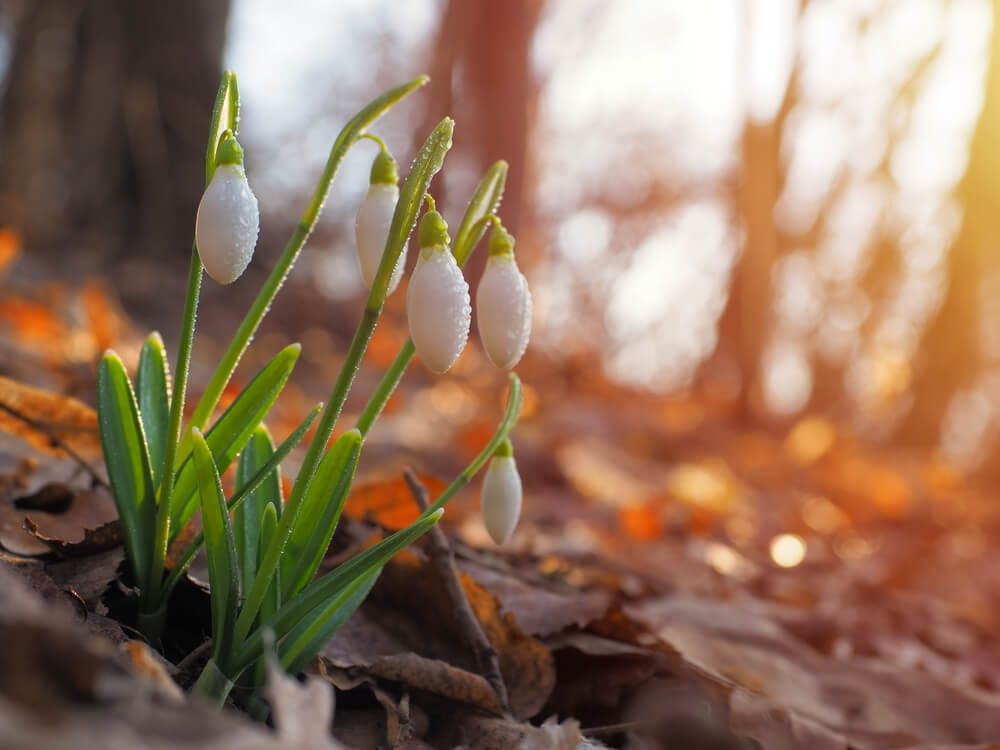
[345,474,448,530]
[321,543,555,720]
[0,484,118,557]
[0,376,101,460]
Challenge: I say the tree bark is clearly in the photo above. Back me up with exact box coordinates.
[423,0,542,276]
[897,2,1000,446]
[0,0,230,267]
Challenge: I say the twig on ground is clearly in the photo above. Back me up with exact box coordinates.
[403,468,511,717]
[174,639,213,679]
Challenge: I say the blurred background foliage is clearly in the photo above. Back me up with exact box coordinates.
[2,0,1000,472]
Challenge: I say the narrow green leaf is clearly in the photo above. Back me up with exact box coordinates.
[97,352,157,591]
[258,502,281,627]
[234,510,442,672]
[368,117,454,308]
[279,566,380,675]
[354,161,508,438]
[206,71,240,185]
[135,333,170,488]
[453,160,508,266]
[237,117,454,646]
[191,427,241,667]
[234,426,279,596]
[187,75,429,435]
[279,429,361,600]
[169,344,300,543]
[160,404,322,598]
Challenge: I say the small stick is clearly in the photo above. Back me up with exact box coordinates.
[174,639,213,677]
[403,469,511,716]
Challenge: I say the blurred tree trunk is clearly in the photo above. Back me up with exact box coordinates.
[898,9,1000,446]
[708,80,795,420]
[0,0,230,267]
[424,0,542,275]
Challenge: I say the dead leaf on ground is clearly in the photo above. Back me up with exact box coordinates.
[267,657,347,749]
[320,533,555,721]
[459,556,612,639]
[345,474,448,530]
[634,593,1000,748]
[0,376,102,460]
[0,484,118,557]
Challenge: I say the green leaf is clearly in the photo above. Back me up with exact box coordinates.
[279,566,380,675]
[187,75,429,435]
[135,333,171,488]
[233,510,442,673]
[279,429,361,600]
[160,404,322,598]
[453,160,508,266]
[258,502,281,627]
[169,344,300,543]
[97,352,157,591]
[191,427,241,667]
[205,71,240,185]
[368,116,454,308]
[354,161,509,438]
[234,426,280,596]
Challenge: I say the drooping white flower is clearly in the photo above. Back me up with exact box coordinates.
[480,441,522,545]
[476,237,532,369]
[195,133,259,285]
[355,148,403,293]
[406,210,471,374]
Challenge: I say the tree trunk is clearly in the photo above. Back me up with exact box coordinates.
[423,0,542,276]
[0,0,230,268]
[898,2,1000,446]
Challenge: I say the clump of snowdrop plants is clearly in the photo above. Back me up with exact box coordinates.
[95,71,530,709]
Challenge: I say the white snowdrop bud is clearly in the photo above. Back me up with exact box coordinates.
[480,440,522,545]
[356,148,404,293]
[195,133,259,285]
[476,224,531,369]
[406,210,471,374]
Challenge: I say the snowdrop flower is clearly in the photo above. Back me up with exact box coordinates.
[480,440,522,545]
[195,131,260,285]
[476,223,531,369]
[356,146,404,293]
[406,207,471,373]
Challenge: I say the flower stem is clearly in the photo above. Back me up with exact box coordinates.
[190,657,235,707]
[143,248,203,620]
[422,373,522,517]
[186,76,429,436]
[233,308,379,644]
[355,161,508,437]
[234,118,454,645]
[355,339,414,437]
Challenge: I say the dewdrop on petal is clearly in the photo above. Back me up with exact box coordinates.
[480,440,522,545]
[356,147,404,293]
[476,223,531,369]
[196,131,260,284]
[406,208,471,373]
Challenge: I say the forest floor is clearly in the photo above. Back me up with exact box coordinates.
[2,244,1000,749]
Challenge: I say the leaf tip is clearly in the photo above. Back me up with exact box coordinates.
[100,350,124,371]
